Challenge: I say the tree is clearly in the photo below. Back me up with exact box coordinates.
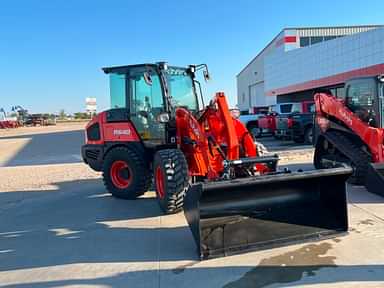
[59,109,66,120]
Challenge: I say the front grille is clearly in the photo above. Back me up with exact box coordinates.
[87,123,100,141]
[85,149,100,160]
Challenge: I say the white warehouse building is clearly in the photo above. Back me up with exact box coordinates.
[237,25,384,113]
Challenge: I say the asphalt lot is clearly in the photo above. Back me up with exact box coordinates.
[0,125,384,287]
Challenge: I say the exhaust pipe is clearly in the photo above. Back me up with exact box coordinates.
[184,167,352,259]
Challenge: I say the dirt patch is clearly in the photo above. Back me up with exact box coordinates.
[223,242,337,288]
[358,219,375,226]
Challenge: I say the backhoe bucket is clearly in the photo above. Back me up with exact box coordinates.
[365,163,384,197]
[184,168,352,259]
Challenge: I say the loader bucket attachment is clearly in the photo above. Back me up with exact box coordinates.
[365,163,384,197]
[184,168,352,259]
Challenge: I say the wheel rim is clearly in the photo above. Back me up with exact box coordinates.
[155,166,165,199]
[110,160,132,189]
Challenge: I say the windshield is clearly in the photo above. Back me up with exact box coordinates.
[280,103,302,114]
[165,68,198,112]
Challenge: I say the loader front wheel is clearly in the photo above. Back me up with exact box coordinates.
[102,147,150,199]
[154,149,189,214]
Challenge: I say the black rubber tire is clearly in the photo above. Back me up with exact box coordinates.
[153,149,189,214]
[304,126,313,145]
[248,125,261,139]
[102,146,150,199]
[314,131,371,185]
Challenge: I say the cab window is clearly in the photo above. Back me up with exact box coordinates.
[110,73,126,108]
[166,69,198,112]
[346,82,374,109]
[129,68,165,142]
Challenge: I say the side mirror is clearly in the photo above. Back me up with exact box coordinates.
[156,112,170,123]
[203,70,211,81]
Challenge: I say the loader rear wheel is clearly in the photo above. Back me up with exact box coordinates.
[314,131,371,185]
[102,147,150,199]
[154,149,189,214]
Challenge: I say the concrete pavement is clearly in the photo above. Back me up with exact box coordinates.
[1,127,384,287]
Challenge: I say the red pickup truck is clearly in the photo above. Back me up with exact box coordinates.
[254,103,307,138]
[275,101,315,142]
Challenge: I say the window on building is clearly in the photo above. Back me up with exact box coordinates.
[310,36,324,45]
[242,93,245,104]
[300,37,310,47]
[324,36,338,41]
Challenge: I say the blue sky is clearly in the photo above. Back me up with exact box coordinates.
[0,0,382,114]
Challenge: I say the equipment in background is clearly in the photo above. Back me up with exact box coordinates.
[314,75,384,195]
[82,62,352,259]
[0,108,21,129]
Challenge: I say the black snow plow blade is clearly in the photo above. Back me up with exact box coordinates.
[184,168,352,259]
[365,163,384,197]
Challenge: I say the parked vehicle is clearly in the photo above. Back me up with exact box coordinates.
[255,112,277,137]
[275,101,315,143]
[314,75,384,190]
[239,107,268,138]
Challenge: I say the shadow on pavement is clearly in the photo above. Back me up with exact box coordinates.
[1,130,84,167]
[0,178,197,272]
[2,264,384,288]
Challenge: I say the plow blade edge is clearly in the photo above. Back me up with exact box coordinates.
[184,168,352,259]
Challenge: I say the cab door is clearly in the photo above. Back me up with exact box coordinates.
[128,67,166,146]
[345,78,379,127]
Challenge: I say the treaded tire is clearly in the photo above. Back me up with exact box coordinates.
[154,149,189,214]
[102,147,150,199]
[314,131,371,185]
[304,126,313,145]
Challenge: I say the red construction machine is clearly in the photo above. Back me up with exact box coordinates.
[314,75,384,195]
[82,63,351,259]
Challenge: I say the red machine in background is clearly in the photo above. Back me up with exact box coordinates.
[314,76,384,195]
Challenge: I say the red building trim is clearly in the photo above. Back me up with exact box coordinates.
[266,63,384,96]
[275,36,297,47]
[284,36,297,43]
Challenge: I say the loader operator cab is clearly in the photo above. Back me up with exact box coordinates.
[345,76,384,128]
[103,63,207,145]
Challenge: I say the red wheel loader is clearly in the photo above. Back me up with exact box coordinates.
[82,62,351,259]
[314,75,384,196]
